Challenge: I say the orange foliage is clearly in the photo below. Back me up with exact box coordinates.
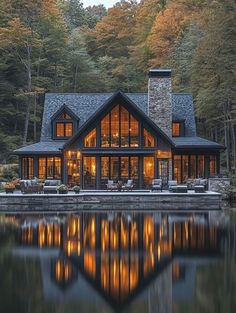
[148,1,194,66]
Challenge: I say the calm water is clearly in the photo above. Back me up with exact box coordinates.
[0,208,235,313]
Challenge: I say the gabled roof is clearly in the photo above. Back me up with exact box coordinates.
[63,91,174,149]
[40,92,196,141]
[50,103,79,121]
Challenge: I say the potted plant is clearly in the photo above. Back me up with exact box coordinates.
[57,184,68,194]
[73,185,80,194]
[5,182,15,194]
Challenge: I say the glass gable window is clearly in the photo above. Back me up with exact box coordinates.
[172,123,180,137]
[84,128,96,147]
[101,105,140,148]
[144,129,155,147]
[38,157,61,180]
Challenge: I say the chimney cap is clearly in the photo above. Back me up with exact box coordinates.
[149,69,171,78]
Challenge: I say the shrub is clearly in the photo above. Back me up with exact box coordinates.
[0,164,19,181]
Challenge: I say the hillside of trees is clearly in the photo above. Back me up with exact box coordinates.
[0,0,235,172]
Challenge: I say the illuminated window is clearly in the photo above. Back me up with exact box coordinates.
[143,157,154,187]
[144,128,155,147]
[174,155,181,183]
[22,157,34,179]
[100,105,140,147]
[172,123,180,137]
[209,155,216,177]
[182,155,189,183]
[56,122,73,137]
[198,155,205,178]
[83,157,96,189]
[84,128,96,147]
[38,157,61,180]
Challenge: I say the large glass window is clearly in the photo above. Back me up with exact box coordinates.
[84,128,96,147]
[198,155,205,178]
[144,128,155,147]
[22,157,34,179]
[83,157,96,189]
[101,115,110,147]
[111,106,119,147]
[38,157,61,180]
[174,155,181,183]
[190,156,196,178]
[101,105,139,148]
[209,155,216,177]
[182,155,189,183]
[121,107,129,147]
[100,156,139,188]
[143,157,154,188]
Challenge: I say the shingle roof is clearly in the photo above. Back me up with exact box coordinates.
[173,137,224,149]
[40,92,196,141]
[14,140,65,154]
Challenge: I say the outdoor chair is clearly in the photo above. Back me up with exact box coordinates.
[20,179,43,194]
[151,179,162,192]
[106,180,118,191]
[43,180,61,194]
[168,180,178,192]
[122,179,134,191]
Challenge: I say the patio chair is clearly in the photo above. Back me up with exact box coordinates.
[122,179,134,191]
[151,179,162,192]
[43,180,61,194]
[106,180,118,191]
[168,180,178,192]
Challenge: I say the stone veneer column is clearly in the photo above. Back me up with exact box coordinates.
[148,69,172,138]
[148,69,173,180]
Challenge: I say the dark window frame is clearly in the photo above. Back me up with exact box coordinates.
[38,156,62,180]
[22,157,34,179]
[172,121,185,137]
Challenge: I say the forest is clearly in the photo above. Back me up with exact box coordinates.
[0,0,235,173]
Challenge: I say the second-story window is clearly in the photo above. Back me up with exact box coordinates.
[55,112,73,138]
[172,122,180,137]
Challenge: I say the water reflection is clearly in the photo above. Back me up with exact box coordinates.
[0,210,235,313]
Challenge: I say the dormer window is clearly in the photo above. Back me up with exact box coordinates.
[172,123,180,137]
[56,122,73,137]
[172,121,185,137]
[52,105,79,139]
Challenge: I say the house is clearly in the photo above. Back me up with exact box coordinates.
[14,69,224,189]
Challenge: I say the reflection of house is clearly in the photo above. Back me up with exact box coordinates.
[15,212,226,312]
[14,69,224,188]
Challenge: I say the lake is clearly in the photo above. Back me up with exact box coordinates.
[0,207,235,313]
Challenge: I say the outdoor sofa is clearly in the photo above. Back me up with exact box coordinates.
[43,180,61,194]
[122,179,134,191]
[20,179,43,194]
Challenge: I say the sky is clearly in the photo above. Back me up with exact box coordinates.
[82,0,119,8]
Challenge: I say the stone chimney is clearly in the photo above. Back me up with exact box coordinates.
[148,69,172,137]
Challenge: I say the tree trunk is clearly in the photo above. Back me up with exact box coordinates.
[33,92,37,142]
[23,44,32,145]
[230,120,236,173]
[224,115,230,172]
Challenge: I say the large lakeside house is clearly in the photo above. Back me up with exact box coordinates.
[14,69,224,189]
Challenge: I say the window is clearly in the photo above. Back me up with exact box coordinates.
[144,128,155,147]
[56,122,73,137]
[172,123,180,137]
[209,155,216,177]
[143,157,154,188]
[83,157,96,189]
[84,128,96,147]
[190,156,196,178]
[198,155,204,178]
[174,155,181,183]
[100,105,140,148]
[38,157,61,180]
[22,157,34,179]
[182,155,189,183]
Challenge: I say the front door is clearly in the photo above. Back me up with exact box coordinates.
[158,159,169,188]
